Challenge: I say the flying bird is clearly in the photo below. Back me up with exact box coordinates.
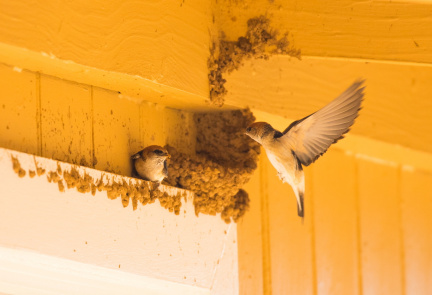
[131,145,170,182]
[245,80,365,217]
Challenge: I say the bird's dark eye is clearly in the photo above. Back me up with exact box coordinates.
[246,127,252,132]
[153,149,164,155]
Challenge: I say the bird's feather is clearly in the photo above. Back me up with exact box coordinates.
[266,150,305,217]
[281,80,365,166]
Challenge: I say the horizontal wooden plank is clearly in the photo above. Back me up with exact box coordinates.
[0,147,237,292]
[0,246,210,295]
[0,40,221,111]
[0,0,213,98]
[226,56,432,154]
[216,0,432,64]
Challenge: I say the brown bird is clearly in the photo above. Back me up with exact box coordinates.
[131,145,170,182]
[245,80,365,217]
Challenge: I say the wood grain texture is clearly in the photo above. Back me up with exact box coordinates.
[265,156,315,295]
[401,168,432,295]
[0,0,213,98]
[312,150,359,295]
[216,0,432,64]
[357,159,403,295]
[226,56,432,154]
[0,65,38,154]
[40,75,93,165]
[237,160,264,295]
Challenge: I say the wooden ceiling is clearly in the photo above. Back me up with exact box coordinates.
[0,0,431,153]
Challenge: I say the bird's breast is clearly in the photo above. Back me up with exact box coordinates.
[265,148,298,184]
[134,159,165,182]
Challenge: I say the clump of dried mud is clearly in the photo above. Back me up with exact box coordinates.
[12,156,26,178]
[11,155,185,215]
[208,15,301,106]
[164,109,260,223]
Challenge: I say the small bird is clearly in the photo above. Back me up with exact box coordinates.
[131,145,170,182]
[245,80,365,217]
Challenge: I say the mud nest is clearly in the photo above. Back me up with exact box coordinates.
[164,109,260,223]
[208,15,301,106]
[11,155,185,215]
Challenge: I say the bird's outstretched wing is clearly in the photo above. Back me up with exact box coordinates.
[280,80,365,166]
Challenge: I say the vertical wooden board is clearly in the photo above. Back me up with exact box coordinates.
[265,156,315,295]
[358,159,402,295]
[93,87,140,175]
[401,169,432,295]
[312,150,359,295]
[0,64,38,154]
[237,158,264,295]
[140,102,166,147]
[40,75,92,165]
[164,108,196,155]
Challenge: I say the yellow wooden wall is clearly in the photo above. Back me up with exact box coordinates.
[0,64,195,177]
[1,0,432,294]
[1,60,432,295]
[239,148,432,295]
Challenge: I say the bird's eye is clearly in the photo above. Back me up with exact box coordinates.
[153,149,165,155]
[246,127,252,133]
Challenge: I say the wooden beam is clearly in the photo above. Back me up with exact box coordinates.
[0,0,235,110]
[0,42,226,111]
[0,0,214,97]
[0,246,210,295]
[215,0,432,64]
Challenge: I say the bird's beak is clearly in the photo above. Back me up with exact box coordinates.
[164,153,171,158]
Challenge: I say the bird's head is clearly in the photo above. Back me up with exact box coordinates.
[245,122,275,144]
[131,145,170,161]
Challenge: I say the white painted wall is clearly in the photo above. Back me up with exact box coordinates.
[0,148,239,294]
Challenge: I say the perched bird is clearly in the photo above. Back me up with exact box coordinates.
[245,80,365,217]
[131,145,170,182]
